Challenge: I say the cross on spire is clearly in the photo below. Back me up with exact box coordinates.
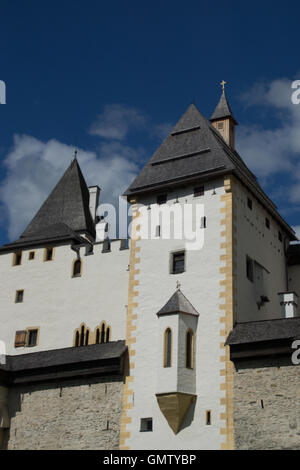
[220,80,227,92]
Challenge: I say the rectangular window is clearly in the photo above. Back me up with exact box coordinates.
[200,216,206,228]
[171,251,185,274]
[217,121,224,130]
[140,418,153,432]
[155,225,161,238]
[206,410,212,425]
[27,329,38,347]
[28,251,35,260]
[13,251,22,266]
[278,231,282,242]
[247,198,252,210]
[15,290,24,303]
[14,330,27,348]
[246,256,253,282]
[157,194,167,205]
[44,247,54,261]
[194,185,204,197]
[265,218,270,229]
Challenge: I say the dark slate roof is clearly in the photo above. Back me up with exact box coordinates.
[226,317,300,345]
[2,159,96,250]
[1,340,127,372]
[123,103,296,240]
[287,244,300,265]
[156,289,199,317]
[210,90,238,124]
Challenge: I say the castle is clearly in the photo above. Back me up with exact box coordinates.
[0,88,299,450]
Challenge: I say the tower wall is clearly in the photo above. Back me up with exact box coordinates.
[121,178,234,449]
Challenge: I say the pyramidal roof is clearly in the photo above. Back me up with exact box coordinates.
[156,289,199,317]
[124,103,296,239]
[210,90,238,124]
[15,159,95,245]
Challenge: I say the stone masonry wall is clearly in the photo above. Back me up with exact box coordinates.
[234,357,300,450]
[4,376,123,450]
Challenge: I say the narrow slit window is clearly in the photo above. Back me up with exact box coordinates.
[72,259,81,277]
[75,330,80,347]
[164,328,172,367]
[96,328,100,344]
[80,325,85,346]
[186,329,194,369]
[106,327,110,343]
[265,218,270,229]
[247,198,252,210]
[206,410,211,425]
[85,329,89,346]
[155,225,161,238]
[200,216,206,228]
[100,323,105,343]
[246,256,254,282]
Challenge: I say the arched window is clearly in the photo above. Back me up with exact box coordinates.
[106,327,110,343]
[73,259,81,277]
[75,330,80,347]
[164,328,172,367]
[85,329,89,346]
[80,325,85,346]
[96,328,100,344]
[186,329,194,369]
[100,323,105,343]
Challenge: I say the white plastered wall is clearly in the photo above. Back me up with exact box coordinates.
[126,179,227,450]
[234,181,289,322]
[0,240,129,355]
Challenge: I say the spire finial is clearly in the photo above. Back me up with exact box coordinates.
[74,147,78,160]
[220,80,227,92]
[176,280,181,291]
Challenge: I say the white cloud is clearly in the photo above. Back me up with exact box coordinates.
[89,104,146,140]
[236,78,300,210]
[0,134,138,240]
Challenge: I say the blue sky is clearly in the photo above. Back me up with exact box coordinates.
[1,0,300,243]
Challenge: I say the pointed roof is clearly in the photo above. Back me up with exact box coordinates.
[3,159,96,249]
[124,103,296,240]
[210,90,238,124]
[156,289,199,317]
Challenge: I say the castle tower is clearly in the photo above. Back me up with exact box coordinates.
[120,96,296,450]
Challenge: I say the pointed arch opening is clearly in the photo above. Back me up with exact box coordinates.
[163,328,172,368]
[186,329,194,369]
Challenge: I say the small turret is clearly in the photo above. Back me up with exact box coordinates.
[210,80,238,150]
